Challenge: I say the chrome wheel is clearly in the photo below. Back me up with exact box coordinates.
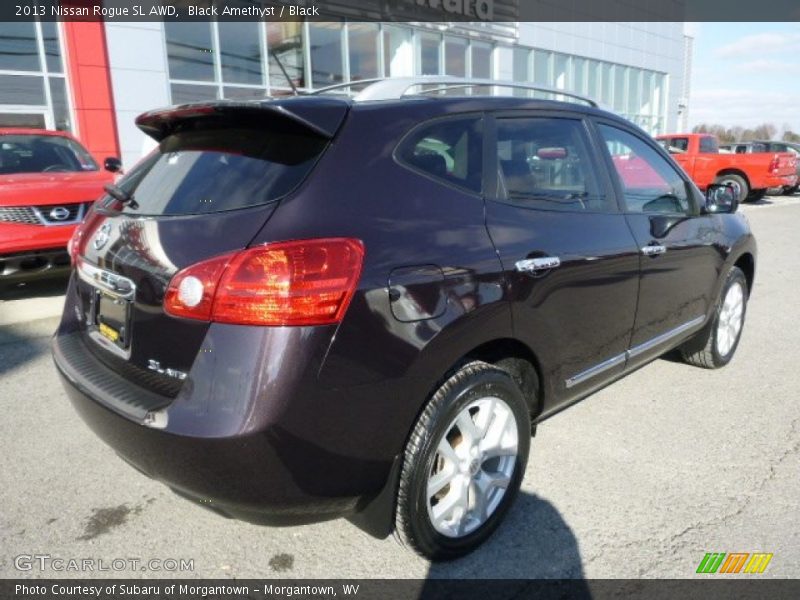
[716,281,745,357]
[426,396,519,538]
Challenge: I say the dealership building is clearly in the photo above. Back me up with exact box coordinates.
[0,12,692,168]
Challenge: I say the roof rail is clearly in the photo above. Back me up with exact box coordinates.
[310,76,597,107]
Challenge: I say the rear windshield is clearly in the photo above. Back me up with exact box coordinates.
[0,134,98,174]
[108,127,327,216]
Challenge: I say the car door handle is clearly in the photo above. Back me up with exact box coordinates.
[641,244,667,256]
[515,256,561,273]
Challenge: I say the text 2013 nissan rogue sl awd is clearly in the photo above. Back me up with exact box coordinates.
[53,78,756,560]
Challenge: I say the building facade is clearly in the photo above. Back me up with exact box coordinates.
[0,19,689,168]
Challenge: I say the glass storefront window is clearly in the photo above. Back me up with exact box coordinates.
[0,22,39,72]
[420,33,440,75]
[532,50,551,98]
[48,77,70,130]
[513,48,530,96]
[171,83,217,104]
[553,53,568,89]
[572,58,587,95]
[267,23,305,90]
[613,66,627,112]
[383,26,412,77]
[471,42,492,78]
[0,74,46,105]
[165,23,214,82]
[588,60,599,101]
[309,22,344,87]
[445,36,467,77]
[627,68,642,115]
[600,62,612,106]
[348,23,379,81]
[218,21,263,86]
[41,22,63,74]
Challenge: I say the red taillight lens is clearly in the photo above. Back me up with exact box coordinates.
[68,227,85,266]
[164,238,364,326]
[769,155,780,174]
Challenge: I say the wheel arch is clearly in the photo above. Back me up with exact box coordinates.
[734,251,755,294]
[716,169,750,188]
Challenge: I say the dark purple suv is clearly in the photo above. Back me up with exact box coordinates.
[53,79,755,560]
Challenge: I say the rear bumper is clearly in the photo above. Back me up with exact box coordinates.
[51,307,396,528]
[763,174,797,189]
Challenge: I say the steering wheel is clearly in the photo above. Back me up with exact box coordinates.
[43,165,70,173]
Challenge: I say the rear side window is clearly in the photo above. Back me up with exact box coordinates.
[396,117,483,193]
[495,117,611,212]
[698,136,719,153]
[110,127,327,216]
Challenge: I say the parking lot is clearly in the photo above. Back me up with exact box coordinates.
[1,196,798,580]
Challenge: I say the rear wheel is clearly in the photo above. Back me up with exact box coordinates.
[784,185,799,195]
[395,361,530,560]
[680,266,748,369]
[714,174,748,204]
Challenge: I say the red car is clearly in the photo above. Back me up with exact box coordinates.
[0,129,120,286]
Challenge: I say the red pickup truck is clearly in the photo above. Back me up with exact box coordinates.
[0,129,120,287]
[656,133,797,202]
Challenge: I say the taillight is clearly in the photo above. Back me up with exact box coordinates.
[68,227,84,266]
[769,155,780,174]
[164,238,364,326]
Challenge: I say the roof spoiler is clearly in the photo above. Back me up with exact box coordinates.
[135,98,349,141]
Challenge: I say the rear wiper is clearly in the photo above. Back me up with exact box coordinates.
[103,183,138,210]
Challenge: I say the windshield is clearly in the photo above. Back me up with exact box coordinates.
[103,126,327,216]
[0,134,98,174]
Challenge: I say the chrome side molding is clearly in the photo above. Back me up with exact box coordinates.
[565,315,706,388]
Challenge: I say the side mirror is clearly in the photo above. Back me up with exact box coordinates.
[104,157,123,173]
[705,183,738,214]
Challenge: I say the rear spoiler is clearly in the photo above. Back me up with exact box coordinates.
[135,97,350,142]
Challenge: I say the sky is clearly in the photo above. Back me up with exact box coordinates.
[687,22,800,133]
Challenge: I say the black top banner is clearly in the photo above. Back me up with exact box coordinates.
[3,0,800,22]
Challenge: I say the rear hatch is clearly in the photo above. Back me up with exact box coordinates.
[68,98,348,398]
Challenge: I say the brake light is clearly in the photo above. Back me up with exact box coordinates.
[68,227,85,266]
[164,238,364,326]
[769,155,780,174]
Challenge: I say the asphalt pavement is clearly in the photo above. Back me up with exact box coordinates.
[1,196,798,579]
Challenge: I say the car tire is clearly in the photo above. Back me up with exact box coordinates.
[680,266,748,369]
[785,185,799,195]
[746,189,766,202]
[394,361,531,560]
[714,174,749,204]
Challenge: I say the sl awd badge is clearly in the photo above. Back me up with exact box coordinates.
[147,359,188,380]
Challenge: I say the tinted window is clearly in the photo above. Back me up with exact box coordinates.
[496,118,611,212]
[108,127,327,216]
[599,124,691,215]
[0,135,97,174]
[397,118,482,193]
[698,136,719,153]
[659,137,688,153]
[165,23,214,82]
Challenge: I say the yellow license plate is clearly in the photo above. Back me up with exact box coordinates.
[98,322,120,342]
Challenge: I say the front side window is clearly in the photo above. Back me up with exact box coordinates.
[658,137,688,154]
[496,117,611,212]
[0,135,97,174]
[396,117,482,194]
[598,123,691,215]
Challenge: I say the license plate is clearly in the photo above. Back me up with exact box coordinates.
[96,291,130,348]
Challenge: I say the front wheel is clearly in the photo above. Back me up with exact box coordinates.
[395,361,531,560]
[680,266,748,368]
